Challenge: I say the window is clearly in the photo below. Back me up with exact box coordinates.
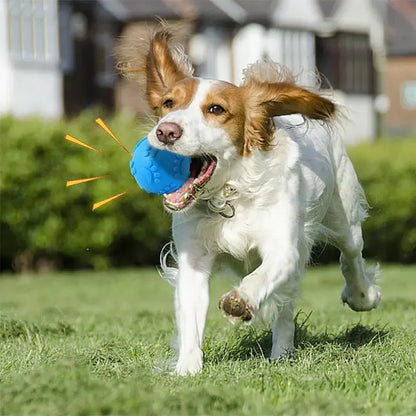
[7,0,59,64]
[316,32,374,94]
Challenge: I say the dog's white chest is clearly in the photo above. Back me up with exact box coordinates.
[200,205,259,259]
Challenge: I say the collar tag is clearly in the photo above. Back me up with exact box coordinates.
[206,183,237,218]
[223,183,237,199]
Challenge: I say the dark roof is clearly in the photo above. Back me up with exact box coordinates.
[318,0,341,18]
[386,0,416,55]
[235,0,276,22]
[107,0,276,24]
[99,0,416,54]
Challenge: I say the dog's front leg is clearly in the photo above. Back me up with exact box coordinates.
[219,247,303,322]
[173,219,214,376]
[219,238,302,357]
[219,195,307,357]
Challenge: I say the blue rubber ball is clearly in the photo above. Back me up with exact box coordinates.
[130,137,191,195]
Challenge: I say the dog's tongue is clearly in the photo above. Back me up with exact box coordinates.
[165,177,195,203]
[164,158,217,209]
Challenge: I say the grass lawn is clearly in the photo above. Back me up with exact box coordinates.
[0,264,415,415]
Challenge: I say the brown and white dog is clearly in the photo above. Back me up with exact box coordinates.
[118,29,381,375]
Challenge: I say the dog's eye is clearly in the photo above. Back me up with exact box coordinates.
[208,104,226,115]
[163,99,174,109]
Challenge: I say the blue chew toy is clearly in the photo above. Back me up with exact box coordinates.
[130,137,191,195]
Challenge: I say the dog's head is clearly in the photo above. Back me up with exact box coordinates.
[118,29,336,213]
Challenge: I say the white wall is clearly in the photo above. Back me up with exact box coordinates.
[0,1,13,114]
[232,24,266,83]
[0,0,63,119]
[191,26,233,83]
[232,24,317,87]
[334,92,376,144]
[271,0,323,30]
[12,66,63,118]
[266,28,316,87]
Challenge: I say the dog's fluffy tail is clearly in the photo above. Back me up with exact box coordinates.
[158,241,179,287]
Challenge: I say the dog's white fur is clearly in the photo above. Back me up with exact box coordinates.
[121,30,381,376]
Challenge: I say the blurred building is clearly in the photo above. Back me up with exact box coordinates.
[385,0,416,136]
[1,0,410,143]
[0,0,62,118]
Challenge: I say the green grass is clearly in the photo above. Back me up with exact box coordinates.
[0,265,415,416]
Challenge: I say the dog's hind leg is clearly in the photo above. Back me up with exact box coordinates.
[337,223,381,311]
[323,159,381,312]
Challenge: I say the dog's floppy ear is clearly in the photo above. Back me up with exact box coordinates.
[243,79,336,154]
[146,31,190,111]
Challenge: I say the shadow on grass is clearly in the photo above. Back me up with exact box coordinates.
[204,311,388,363]
[294,313,388,350]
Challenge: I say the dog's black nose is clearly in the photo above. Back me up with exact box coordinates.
[156,122,182,144]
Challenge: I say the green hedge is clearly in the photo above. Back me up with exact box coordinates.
[0,112,171,271]
[1,113,415,271]
[348,138,416,263]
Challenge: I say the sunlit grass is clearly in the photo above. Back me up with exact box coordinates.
[1,265,415,415]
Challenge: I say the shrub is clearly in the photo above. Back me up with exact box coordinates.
[1,113,414,272]
[348,138,416,263]
[0,112,171,271]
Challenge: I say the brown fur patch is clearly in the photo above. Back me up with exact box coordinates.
[242,80,336,155]
[200,82,247,154]
[159,78,199,116]
[199,80,335,156]
[146,31,190,111]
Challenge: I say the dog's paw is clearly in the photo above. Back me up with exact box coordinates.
[341,284,381,312]
[270,347,295,362]
[219,290,254,323]
[175,349,203,376]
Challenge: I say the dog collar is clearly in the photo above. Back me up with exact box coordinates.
[206,183,238,218]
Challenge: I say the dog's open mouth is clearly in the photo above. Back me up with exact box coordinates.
[163,156,217,212]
